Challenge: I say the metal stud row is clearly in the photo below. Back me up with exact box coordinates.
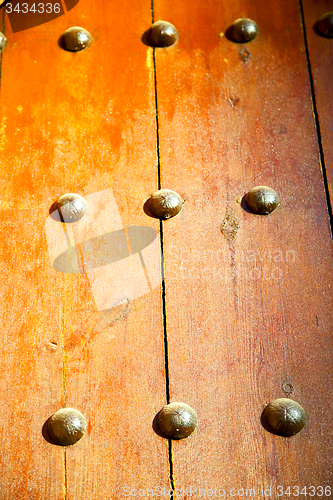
[2,12,331,54]
[51,186,279,223]
[45,397,306,446]
[0,8,330,57]
[54,13,332,52]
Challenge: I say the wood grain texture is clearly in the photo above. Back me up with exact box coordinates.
[154,0,333,494]
[0,0,333,498]
[0,0,170,498]
[302,0,333,208]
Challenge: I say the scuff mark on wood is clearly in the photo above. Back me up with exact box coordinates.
[94,299,132,332]
[220,207,241,244]
[221,207,241,311]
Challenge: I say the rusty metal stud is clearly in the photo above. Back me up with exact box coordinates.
[60,27,92,52]
[243,186,280,215]
[146,20,178,47]
[0,32,7,51]
[263,398,306,437]
[157,402,198,439]
[226,18,259,43]
[315,12,333,38]
[48,408,87,445]
[53,193,88,223]
[148,189,184,219]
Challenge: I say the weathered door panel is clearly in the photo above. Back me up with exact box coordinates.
[153,0,333,493]
[0,0,332,498]
[0,0,169,498]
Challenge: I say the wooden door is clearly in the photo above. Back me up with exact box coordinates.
[0,0,332,498]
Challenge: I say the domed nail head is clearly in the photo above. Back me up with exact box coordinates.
[263,398,306,437]
[157,402,198,439]
[243,186,280,215]
[315,12,333,38]
[0,32,7,51]
[53,193,88,223]
[226,18,259,43]
[48,408,87,446]
[146,20,178,47]
[148,189,184,219]
[61,27,92,52]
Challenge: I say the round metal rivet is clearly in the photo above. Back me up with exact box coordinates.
[263,398,306,437]
[0,32,7,51]
[61,27,92,52]
[226,18,259,43]
[146,20,178,47]
[48,408,87,446]
[315,12,333,38]
[148,189,184,219]
[53,193,88,223]
[243,186,280,215]
[157,402,198,440]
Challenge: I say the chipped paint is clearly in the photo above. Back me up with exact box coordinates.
[0,116,6,152]
[146,48,153,70]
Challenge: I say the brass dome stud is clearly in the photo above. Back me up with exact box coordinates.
[262,398,306,437]
[148,189,184,219]
[315,12,333,38]
[48,408,87,446]
[156,402,198,439]
[53,193,88,223]
[146,21,178,47]
[225,18,259,43]
[0,32,7,51]
[243,186,280,215]
[60,27,92,52]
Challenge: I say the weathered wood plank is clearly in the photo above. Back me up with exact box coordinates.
[1,0,333,496]
[0,13,65,500]
[302,0,333,210]
[0,0,170,497]
[154,0,333,494]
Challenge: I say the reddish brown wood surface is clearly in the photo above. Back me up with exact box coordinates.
[302,0,333,206]
[0,0,332,498]
[154,0,333,495]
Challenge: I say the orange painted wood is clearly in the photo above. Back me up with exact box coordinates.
[302,0,333,206]
[0,0,170,498]
[1,0,333,497]
[154,0,333,494]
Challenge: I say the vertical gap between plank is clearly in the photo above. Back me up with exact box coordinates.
[152,45,161,185]
[60,293,68,499]
[64,449,68,500]
[299,0,333,233]
[150,0,175,496]
[151,0,170,403]
[168,439,175,497]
